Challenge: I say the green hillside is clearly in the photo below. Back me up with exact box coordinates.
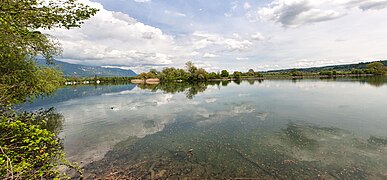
[267,60,387,73]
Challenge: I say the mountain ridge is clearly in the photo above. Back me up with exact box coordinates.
[37,59,137,77]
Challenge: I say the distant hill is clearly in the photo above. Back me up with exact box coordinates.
[37,59,137,77]
[267,60,387,73]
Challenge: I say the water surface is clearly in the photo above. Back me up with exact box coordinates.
[22,77,387,179]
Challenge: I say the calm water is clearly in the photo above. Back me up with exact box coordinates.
[21,77,387,179]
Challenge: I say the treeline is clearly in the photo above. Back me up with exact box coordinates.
[64,76,135,85]
[319,62,386,76]
[135,61,386,82]
[136,61,262,82]
[266,62,387,77]
[269,60,387,74]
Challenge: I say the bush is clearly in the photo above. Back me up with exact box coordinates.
[0,107,81,179]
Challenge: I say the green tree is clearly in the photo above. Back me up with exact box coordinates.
[320,70,333,76]
[0,0,98,178]
[221,70,229,78]
[177,68,189,81]
[1,0,98,105]
[350,69,363,75]
[138,72,148,80]
[247,69,255,76]
[254,71,262,77]
[0,108,79,179]
[233,71,242,79]
[158,67,178,81]
[146,72,157,79]
[367,62,386,75]
[291,69,303,76]
[185,61,197,78]
[149,68,159,76]
[207,72,219,79]
[195,68,208,81]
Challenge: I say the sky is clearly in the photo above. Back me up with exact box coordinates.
[46,0,387,73]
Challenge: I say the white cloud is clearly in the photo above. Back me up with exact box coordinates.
[203,53,219,58]
[192,61,221,72]
[232,33,241,38]
[292,59,348,68]
[45,0,194,69]
[224,1,239,17]
[231,1,239,11]
[192,31,253,51]
[42,0,387,72]
[189,51,200,56]
[236,57,249,60]
[243,2,251,9]
[223,39,253,51]
[249,0,387,28]
[251,32,265,41]
[101,65,133,70]
[249,0,343,28]
[345,0,387,11]
[224,12,232,17]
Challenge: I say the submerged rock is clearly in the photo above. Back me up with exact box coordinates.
[368,136,387,146]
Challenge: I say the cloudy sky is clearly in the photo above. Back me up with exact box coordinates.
[47,0,387,73]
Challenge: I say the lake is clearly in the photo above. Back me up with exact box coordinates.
[20,77,387,179]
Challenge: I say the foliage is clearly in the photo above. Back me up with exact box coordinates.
[233,71,242,79]
[0,107,80,179]
[350,69,365,75]
[0,0,98,178]
[207,72,221,79]
[291,69,303,76]
[367,62,386,75]
[138,62,267,82]
[247,69,255,76]
[0,60,64,105]
[156,67,189,81]
[0,0,98,105]
[220,70,229,77]
[320,70,340,76]
[195,68,208,81]
[253,71,262,77]
[137,60,386,84]
[139,62,212,82]
[1,0,98,65]
[138,72,157,80]
[233,70,261,78]
[185,61,197,77]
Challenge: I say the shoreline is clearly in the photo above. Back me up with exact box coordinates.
[209,74,377,81]
[131,74,381,84]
